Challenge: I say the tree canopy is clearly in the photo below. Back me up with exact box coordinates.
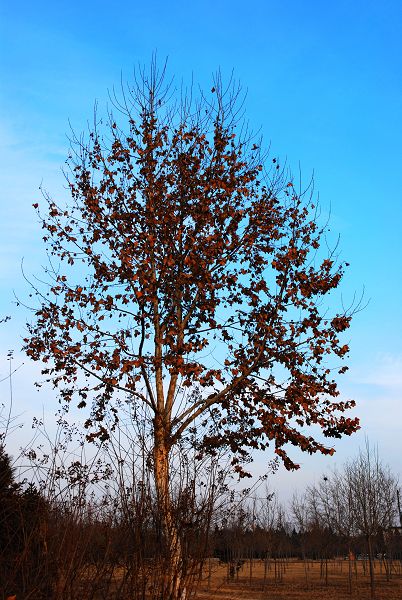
[25,64,359,474]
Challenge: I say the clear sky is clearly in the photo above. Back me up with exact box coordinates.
[0,0,401,499]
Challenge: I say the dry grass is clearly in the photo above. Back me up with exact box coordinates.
[196,559,402,600]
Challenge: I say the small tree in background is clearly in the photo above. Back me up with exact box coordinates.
[345,443,398,598]
[24,60,359,599]
[310,472,355,592]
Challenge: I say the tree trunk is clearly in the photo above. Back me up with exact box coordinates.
[367,535,375,599]
[153,418,185,600]
[263,554,268,590]
[303,550,309,587]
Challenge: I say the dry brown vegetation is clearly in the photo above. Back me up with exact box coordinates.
[1,407,401,600]
[1,429,401,599]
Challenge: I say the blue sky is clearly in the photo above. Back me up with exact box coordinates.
[0,0,401,498]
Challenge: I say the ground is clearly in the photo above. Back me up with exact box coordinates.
[196,558,402,600]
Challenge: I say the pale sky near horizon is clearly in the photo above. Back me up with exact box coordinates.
[0,0,401,501]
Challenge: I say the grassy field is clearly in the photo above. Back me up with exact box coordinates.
[196,558,402,600]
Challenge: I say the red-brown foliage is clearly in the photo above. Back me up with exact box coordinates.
[24,64,358,474]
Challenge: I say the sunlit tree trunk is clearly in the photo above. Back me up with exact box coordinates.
[153,415,185,600]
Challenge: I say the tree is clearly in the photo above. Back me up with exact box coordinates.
[308,471,356,593]
[344,443,398,598]
[0,445,50,598]
[308,445,399,598]
[24,61,359,599]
